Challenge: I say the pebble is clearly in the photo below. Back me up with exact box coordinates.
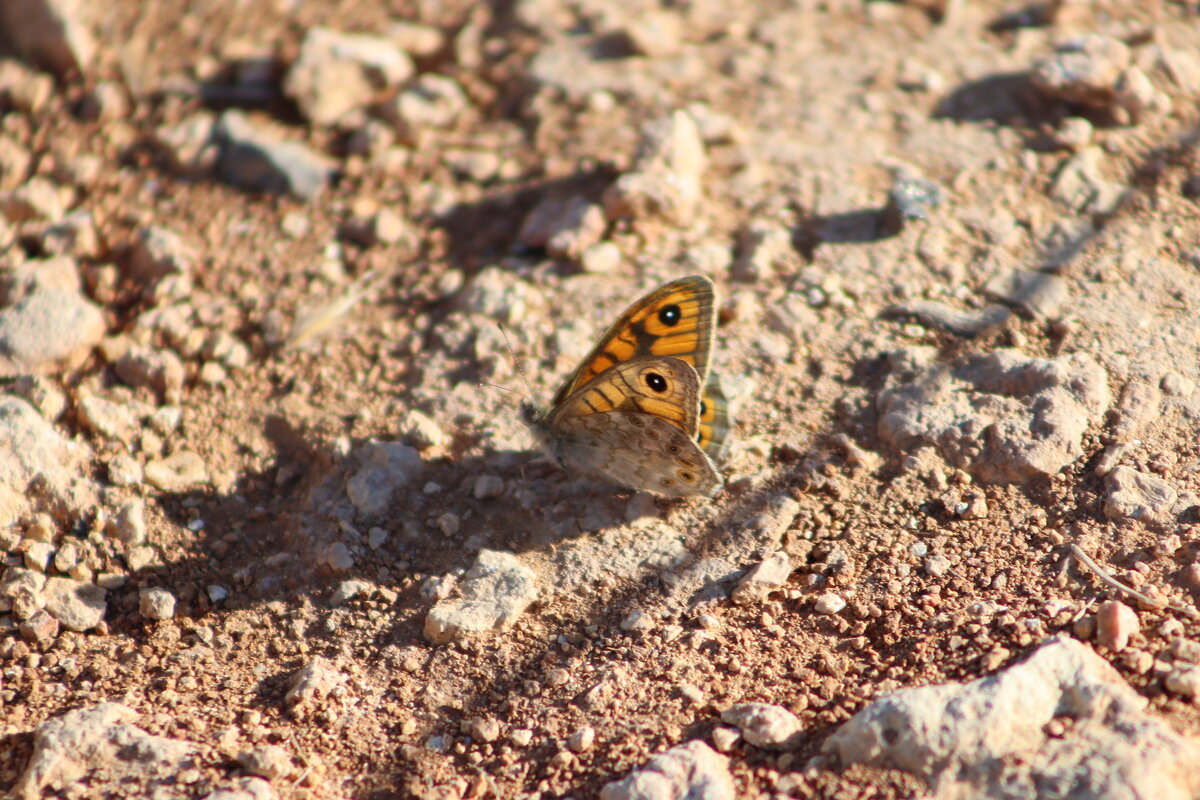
[1095,600,1138,651]
[509,728,533,747]
[925,554,951,576]
[144,451,208,492]
[881,175,942,234]
[580,241,622,274]
[214,110,334,200]
[1165,666,1200,702]
[620,608,654,631]
[0,287,106,377]
[8,374,67,420]
[106,453,143,485]
[517,195,606,259]
[23,512,56,542]
[1103,466,1177,525]
[345,440,423,516]
[237,745,293,780]
[400,409,446,449]
[720,702,801,748]
[41,576,106,631]
[568,725,596,752]
[602,110,706,227]
[284,657,347,717]
[814,593,847,615]
[115,346,186,403]
[330,579,371,607]
[1160,371,1195,398]
[18,609,59,647]
[24,541,54,572]
[284,26,414,125]
[139,587,176,620]
[1055,117,1094,150]
[125,546,158,572]
[468,717,501,743]
[382,74,470,138]
[424,550,539,644]
[153,112,217,173]
[128,225,195,282]
[732,223,792,283]
[0,0,95,77]
[473,475,504,500]
[601,741,734,800]
[983,269,1069,320]
[732,551,792,605]
[367,527,388,550]
[76,394,136,442]
[207,585,228,603]
[710,726,740,753]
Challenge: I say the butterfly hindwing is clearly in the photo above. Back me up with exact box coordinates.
[697,374,730,461]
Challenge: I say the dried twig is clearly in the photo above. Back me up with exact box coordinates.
[1070,544,1198,618]
[285,270,384,351]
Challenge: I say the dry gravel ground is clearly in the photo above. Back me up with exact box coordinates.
[3,0,1200,798]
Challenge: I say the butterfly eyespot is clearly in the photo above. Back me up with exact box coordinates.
[629,416,644,427]
[645,372,668,393]
[679,471,694,482]
[699,400,708,415]
[661,478,675,487]
[669,444,679,453]
[658,303,682,327]
[646,429,660,440]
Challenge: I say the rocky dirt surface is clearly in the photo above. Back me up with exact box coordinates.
[3,0,1200,798]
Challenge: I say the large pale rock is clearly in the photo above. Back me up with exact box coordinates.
[424,550,539,644]
[824,636,1200,799]
[14,703,197,800]
[600,740,735,800]
[878,348,1110,484]
[0,288,105,376]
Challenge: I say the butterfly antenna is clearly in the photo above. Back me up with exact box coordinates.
[498,323,536,398]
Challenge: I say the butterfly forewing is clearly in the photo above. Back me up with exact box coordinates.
[551,276,716,408]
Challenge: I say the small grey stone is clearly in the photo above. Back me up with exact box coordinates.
[8,374,66,420]
[138,587,176,620]
[13,703,198,799]
[18,608,59,647]
[115,346,186,402]
[983,268,1069,319]
[24,541,54,572]
[400,409,446,449]
[346,441,423,516]
[214,110,334,200]
[284,27,414,125]
[881,175,942,234]
[128,225,195,281]
[602,110,706,227]
[106,454,144,487]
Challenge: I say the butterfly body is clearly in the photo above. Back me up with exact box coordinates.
[522,276,729,497]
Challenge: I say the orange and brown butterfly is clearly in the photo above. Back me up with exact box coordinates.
[521,275,730,497]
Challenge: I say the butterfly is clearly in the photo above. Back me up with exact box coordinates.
[521,275,730,497]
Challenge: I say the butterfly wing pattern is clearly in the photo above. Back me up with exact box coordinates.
[522,275,729,497]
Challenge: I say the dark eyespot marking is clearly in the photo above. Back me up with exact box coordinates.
[661,478,675,486]
[645,372,668,393]
[646,429,660,440]
[669,444,679,454]
[699,400,708,416]
[695,430,703,442]
[658,303,682,327]
[629,416,644,427]
[679,471,694,482]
